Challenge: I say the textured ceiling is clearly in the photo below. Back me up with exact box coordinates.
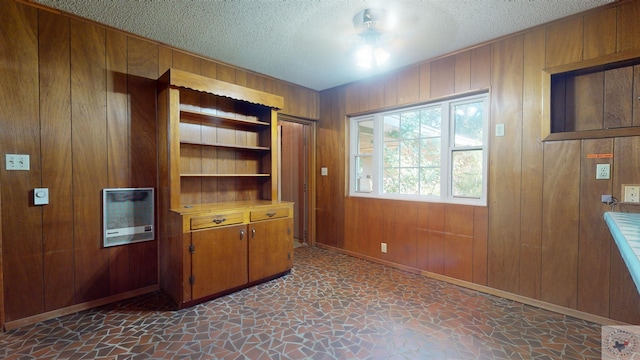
[32,0,615,91]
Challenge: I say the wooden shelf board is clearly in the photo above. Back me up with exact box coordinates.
[543,127,640,141]
[180,140,270,151]
[181,173,271,177]
[180,108,269,129]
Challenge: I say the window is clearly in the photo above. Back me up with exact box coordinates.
[349,93,488,206]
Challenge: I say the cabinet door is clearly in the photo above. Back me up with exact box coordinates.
[191,224,248,300]
[249,218,293,282]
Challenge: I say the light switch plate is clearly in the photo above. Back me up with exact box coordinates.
[495,123,505,137]
[321,167,328,176]
[6,154,30,170]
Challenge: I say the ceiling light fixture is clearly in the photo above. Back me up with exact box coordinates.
[353,8,390,69]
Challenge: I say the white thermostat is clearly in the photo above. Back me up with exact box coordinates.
[34,188,49,205]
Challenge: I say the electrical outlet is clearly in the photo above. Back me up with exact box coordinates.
[623,184,640,203]
[381,242,387,253]
[596,164,610,180]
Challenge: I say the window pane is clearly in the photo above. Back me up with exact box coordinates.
[400,111,420,139]
[452,150,482,198]
[420,168,440,196]
[384,115,401,140]
[399,168,419,194]
[355,156,373,192]
[420,138,440,167]
[383,167,400,194]
[421,107,441,137]
[383,140,399,168]
[400,140,420,167]
[454,102,483,147]
[357,120,374,154]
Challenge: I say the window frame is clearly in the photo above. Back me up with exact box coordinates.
[349,93,489,206]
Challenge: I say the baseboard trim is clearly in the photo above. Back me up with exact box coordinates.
[315,243,626,326]
[3,285,160,331]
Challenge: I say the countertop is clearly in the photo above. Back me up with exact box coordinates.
[604,212,640,294]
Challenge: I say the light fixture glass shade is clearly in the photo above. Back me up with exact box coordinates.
[356,43,389,68]
[374,47,389,66]
[356,44,374,68]
[354,8,390,69]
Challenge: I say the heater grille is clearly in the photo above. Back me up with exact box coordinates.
[103,187,155,247]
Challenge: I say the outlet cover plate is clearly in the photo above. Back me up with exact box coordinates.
[596,164,610,180]
[623,184,640,203]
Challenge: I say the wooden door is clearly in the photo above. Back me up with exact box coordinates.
[249,218,293,282]
[191,224,248,300]
[280,120,309,243]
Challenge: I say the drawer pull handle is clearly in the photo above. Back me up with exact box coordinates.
[212,217,226,224]
[266,212,276,217]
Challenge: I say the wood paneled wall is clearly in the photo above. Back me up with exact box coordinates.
[0,0,319,328]
[318,0,640,323]
[343,199,488,284]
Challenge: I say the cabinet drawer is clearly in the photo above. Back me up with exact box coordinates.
[250,207,290,221]
[191,212,244,230]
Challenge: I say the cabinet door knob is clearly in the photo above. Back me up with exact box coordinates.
[212,217,226,224]
[240,229,245,240]
[252,228,256,238]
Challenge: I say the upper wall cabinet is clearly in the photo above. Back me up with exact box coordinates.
[542,50,640,141]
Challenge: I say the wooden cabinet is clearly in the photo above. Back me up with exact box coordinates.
[157,68,293,308]
[249,217,294,282]
[191,224,248,300]
[543,55,640,141]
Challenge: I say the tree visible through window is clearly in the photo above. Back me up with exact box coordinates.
[350,93,488,206]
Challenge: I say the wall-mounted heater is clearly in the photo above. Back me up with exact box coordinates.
[103,187,155,247]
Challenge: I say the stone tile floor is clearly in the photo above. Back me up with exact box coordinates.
[0,246,603,359]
